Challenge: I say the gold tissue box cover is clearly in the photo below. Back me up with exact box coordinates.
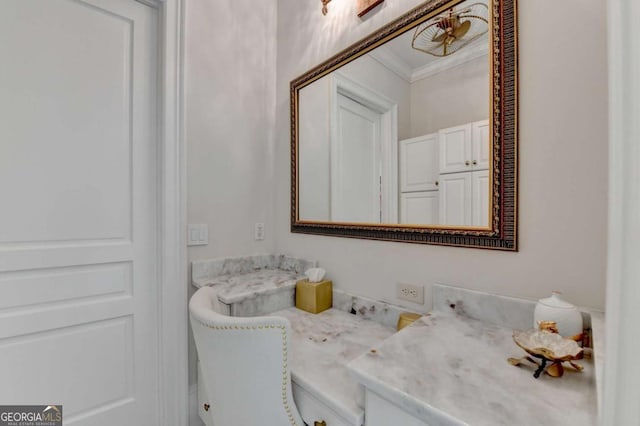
[397,312,422,331]
[296,279,332,314]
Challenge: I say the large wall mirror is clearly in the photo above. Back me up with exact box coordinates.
[291,0,517,250]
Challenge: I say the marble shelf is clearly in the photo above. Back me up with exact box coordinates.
[191,254,316,316]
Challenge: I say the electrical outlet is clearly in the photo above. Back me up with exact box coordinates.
[254,223,265,240]
[396,282,424,304]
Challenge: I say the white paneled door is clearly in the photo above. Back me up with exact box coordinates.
[0,1,159,425]
[331,93,382,223]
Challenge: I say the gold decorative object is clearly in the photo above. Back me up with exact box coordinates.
[508,327,584,378]
[321,0,331,15]
[537,320,559,334]
[295,279,332,314]
[396,312,422,331]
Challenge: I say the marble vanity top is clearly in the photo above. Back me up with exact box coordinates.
[191,254,316,304]
[194,269,302,304]
[190,265,602,426]
[348,308,597,426]
[271,307,396,425]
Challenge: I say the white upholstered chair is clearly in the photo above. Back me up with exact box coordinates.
[189,286,305,426]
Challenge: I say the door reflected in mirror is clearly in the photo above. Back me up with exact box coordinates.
[298,0,490,227]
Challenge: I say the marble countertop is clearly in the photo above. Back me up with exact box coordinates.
[192,269,303,304]
[348,309,597,426]
[271,307,396,425]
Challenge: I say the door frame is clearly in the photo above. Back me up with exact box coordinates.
[329,72,399,223]
[603,0,640,425]
[140,0,188,424]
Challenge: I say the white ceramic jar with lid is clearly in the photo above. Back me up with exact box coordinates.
[533,292,583,340]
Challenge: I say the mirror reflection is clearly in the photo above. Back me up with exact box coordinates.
[298,0,491,227]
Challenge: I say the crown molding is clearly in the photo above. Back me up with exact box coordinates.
[410,41,489,82]
[368,46,413,82]
[368,40,489,84]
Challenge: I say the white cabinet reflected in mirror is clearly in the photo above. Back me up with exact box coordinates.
[298,0,491,227]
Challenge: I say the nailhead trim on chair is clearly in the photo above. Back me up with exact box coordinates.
[194,321,300,426]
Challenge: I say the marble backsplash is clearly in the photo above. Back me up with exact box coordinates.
[432,283,537,331]
[333,289,420,329]
[192,254,317,283]
[434,283,604,414]
[433,283,596,332]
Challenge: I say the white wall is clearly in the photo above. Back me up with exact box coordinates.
[184,0,277,387]
[410,55,489,137]
[275,0,608,310]
[186,0,277,261]
[298,76,331,220]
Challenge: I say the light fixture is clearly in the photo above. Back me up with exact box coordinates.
[412,2,488,57]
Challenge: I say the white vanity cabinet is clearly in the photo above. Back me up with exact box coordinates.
[437,119,490,227]
[365,391,433,426]
[471,120,490,170]
[292,382,353,426]
[439,120,489,174]
[471,168,490,227]
[439,169,489,227]
[398,120,489,226]
[400,191,439,224]
[438,172,472,226]
[438,123,471,174]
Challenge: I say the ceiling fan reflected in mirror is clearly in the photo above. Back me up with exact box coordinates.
[412,2,488,57]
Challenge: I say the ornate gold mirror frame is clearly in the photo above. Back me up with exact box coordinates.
[290,0,517,250]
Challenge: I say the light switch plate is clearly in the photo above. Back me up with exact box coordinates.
[188,224,208,246]
[254,223,265,241]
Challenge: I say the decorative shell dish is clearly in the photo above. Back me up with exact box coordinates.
[513,329,583,361]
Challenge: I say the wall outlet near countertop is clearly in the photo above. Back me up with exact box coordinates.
[396,282,424,304]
